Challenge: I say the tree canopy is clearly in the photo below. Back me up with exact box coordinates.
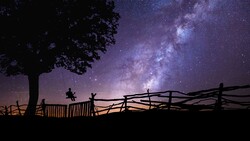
[0,0,120,115]
[0,0,120,76]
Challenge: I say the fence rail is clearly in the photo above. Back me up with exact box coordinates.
[1,83,250,117]
[93,83,250,114]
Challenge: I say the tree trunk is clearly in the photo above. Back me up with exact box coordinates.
[24,74,39,116]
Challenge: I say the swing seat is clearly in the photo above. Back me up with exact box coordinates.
[66,95,77,99]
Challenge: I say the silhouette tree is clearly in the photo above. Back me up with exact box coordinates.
[0,0,120,116]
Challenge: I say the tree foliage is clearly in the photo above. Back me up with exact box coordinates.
[0,0,120,115]
[0,0,120,76]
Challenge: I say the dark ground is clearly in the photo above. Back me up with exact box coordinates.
[1,110,249,137]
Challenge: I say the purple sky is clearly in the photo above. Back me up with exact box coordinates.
[0,0,249,106]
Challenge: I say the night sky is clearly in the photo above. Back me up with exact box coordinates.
[0,0,250,106]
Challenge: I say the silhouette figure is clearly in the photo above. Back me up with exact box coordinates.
[66,88,76,101]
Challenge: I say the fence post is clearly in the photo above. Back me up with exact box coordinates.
[64,105,67,118]
[124,96,128,112]
[16,101,21,116]
[68,104,71,118]
[41,99,46,116]
[9,105,12,116]
[215,83,223,111]
[147,89,151,110]
[120,102,124,112]
[90,93,96,116]
[168,91,172,111]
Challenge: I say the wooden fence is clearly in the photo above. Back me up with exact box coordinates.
[0,101,43,116]
[0,99,92,118]
[40,99,67,118]
[93,83,250,115]
[68,101,92,118]
[1,83,250,117]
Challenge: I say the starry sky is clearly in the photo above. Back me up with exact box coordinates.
[0,0,250,106]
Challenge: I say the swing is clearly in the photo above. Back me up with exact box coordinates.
[66,93,77,99]
[61,71,77,101]
[66,91,77,101]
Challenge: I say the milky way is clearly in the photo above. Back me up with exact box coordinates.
[0,0,250,105]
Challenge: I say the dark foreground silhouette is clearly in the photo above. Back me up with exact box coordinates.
[1,110,250,133]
